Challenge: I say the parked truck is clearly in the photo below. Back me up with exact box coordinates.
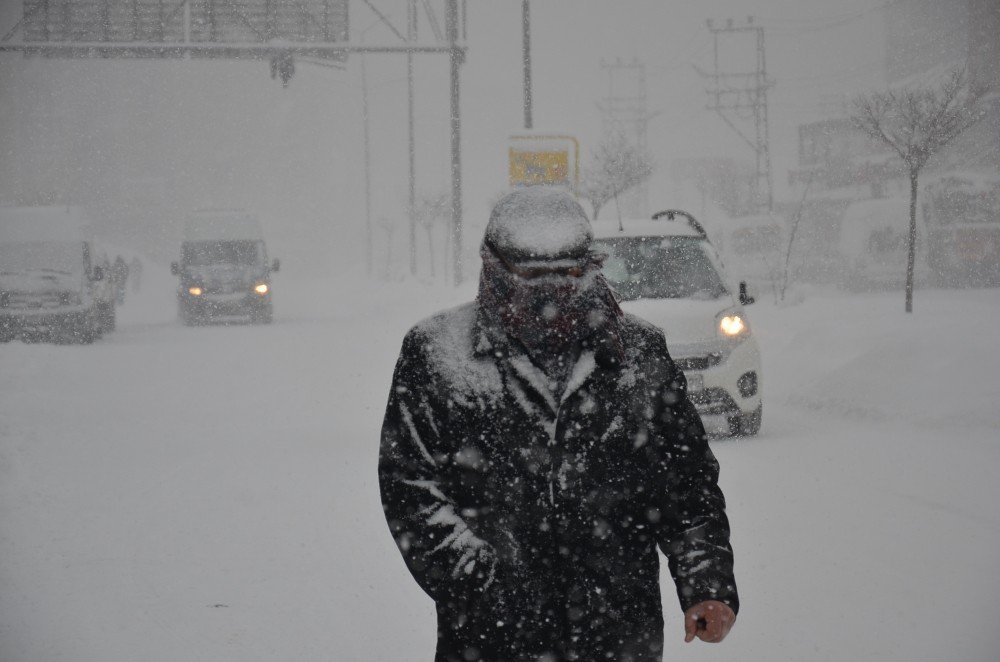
[0,205,114,343]
[171,210,279,325]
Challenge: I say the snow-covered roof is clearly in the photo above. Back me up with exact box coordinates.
[0,205,92,243]
[183,209,263,242]
[889,59,965,91]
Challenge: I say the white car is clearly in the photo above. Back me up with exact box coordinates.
[592,210,763,437]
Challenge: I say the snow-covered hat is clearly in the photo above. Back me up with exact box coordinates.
[483,187,593,268]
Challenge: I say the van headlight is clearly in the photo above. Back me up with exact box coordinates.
[188,286,203,296]
[253,282,269,295]
[717,310,749,339]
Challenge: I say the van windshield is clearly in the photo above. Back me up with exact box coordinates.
[593,236,728,301]
[182,240,262,267]
[0,241,84,276]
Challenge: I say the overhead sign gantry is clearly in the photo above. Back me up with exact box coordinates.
[1,0,468,282]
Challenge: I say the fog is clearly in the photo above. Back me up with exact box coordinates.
[2,1,999,661]
[0,0,891,276]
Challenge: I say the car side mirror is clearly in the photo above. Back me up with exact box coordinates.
[170,262,179,276]
[92,266,104,282]
[271,258,280,273]
[739,281,755,306]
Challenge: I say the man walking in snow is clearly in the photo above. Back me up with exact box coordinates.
[379,187,738,661]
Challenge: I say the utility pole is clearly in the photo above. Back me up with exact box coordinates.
[699,16,774,212]
[447,0,464,284]
[407,0,417,276]
[522,0,532,129]
[598,57,650,217]
[361,37,373,277]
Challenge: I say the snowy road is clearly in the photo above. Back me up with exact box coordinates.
[2,271,999,661]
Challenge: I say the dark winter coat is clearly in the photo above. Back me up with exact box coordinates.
[379,302,738,662]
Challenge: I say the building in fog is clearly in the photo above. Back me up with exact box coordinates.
[788,118,901,198]
[784,0,1000,288]
[884,0,1000,174]
[791,0,1000,194]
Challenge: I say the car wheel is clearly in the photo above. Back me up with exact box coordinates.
[97,302,116,332]
[76,328,98,344]
[729,404,762,438]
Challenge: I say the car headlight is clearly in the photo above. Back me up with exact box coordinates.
[718,312,749,339]
[253,282,269,295]
[188,286,203,296]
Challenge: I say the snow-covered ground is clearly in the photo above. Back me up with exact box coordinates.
[2,266,999,661]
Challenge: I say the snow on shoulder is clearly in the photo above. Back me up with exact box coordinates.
[484,186,592,264]
[409,302,503,407]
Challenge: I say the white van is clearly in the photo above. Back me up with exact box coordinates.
[0,206,114,343]
[170,210,279,325]
[592,210,764,437]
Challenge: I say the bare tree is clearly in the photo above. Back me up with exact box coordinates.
[851,69,984,312]
[580,131,653,225]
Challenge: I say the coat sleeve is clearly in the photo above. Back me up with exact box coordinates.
[646,331,740,615]
[378,329,498,605]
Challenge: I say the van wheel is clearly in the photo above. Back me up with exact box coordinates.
[179,305,198,326]
[251,305,273,325]
[729,404,762,438]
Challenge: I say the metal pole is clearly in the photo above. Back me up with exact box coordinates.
[522,0,532,129]
[408,0,417,276]
[447,0,463,284]
[362,51,373,277]
[759,25,773,212]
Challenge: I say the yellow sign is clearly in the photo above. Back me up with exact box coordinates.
[507,133,579,190]
[509,149,570,187]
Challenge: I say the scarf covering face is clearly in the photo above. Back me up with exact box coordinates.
[477,244,623,356]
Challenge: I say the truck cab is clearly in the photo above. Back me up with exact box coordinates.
[171,210,279,325]
[0,205,110,344]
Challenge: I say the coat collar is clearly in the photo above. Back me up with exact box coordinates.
[472,302,624,411]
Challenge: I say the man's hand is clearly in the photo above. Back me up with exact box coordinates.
[683,600,735,643]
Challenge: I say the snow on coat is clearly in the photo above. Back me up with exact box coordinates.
[379,301,738,662]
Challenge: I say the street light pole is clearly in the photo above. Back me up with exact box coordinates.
[407,0,417,276]
[522,0,532,130]
[361,50,373,278]
[447,0,463,284]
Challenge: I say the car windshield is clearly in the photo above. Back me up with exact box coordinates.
[182,240,262,267]
[0,241,83,276]
[593,236,728,301]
